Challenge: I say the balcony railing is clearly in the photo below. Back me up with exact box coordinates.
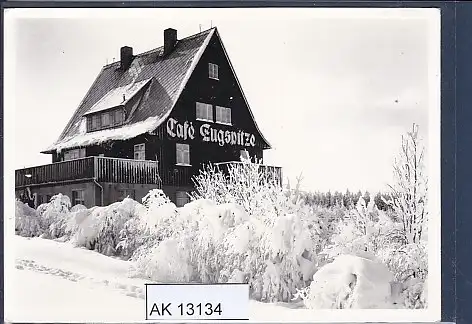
[214,161,283,186]
[15,156,161,188]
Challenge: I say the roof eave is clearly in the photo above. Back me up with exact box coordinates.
[82,104,125,117]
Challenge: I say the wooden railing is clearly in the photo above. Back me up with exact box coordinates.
[214,161,283,186]
[15,156,161,188]
[15,157,95,187]
[95,157,161,184]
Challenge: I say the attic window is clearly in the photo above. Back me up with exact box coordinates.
[216,106,231,125]
[209,63,219,80]
[196,102,213,122]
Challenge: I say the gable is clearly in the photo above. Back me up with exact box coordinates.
[165,30,271,150]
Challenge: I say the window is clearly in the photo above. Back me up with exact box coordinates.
[208,63,219,80]
[176,191,190,207]
[64,148,86,161]
[72,190,85,206]
[134,143,146,160]
[88,109,124,132]
[101,112,111,127]
[37,195,43,206]
[216,106,232,125]
[176,143,190,165]
[91,115,100,130]
[240,149,250,161]
[119,189,135,200]
[114,109,124,125]
[196,102,213,122]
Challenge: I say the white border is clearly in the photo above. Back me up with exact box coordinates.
[3,7,442,323]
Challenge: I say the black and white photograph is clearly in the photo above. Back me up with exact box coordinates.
[4,7,441,322]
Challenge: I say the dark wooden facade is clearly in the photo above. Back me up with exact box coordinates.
[15,28,280,208]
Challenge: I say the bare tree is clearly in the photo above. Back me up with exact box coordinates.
[386,123,428,244]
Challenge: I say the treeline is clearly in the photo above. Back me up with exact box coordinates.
[299,190,393,211]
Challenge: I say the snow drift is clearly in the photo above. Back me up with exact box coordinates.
[303,254,395,309]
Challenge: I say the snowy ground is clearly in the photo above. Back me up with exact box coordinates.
[6,235,318,323]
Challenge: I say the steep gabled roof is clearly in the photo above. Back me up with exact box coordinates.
[43,27,271,153]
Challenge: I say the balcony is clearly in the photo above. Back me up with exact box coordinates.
[214,161,283,186]
[15,156,161,188]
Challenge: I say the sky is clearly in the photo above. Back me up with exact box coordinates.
[5,8,440,193]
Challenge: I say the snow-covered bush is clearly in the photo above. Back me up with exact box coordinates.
[322,197,392,259]
[70,204,87,212]
[15,200,41,237]
[71,198,140,256]
[118,190,175,260]
[134,162,324,302]
[38,194,71,238]
[133,238,194,282]
[299,254,395,309]
[378,241,428,309]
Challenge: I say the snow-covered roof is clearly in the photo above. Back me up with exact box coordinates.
[43,27,272,153]
[49,116,163,153]
[43,28,216,153]
[83,78,152,116]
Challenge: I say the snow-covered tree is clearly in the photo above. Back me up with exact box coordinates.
[385,123,428,244]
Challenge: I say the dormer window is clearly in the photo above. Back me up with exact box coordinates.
[101,112,111,127]
[91,115,100,130]
[84,79,151,133]
[209,63,219,80]
[86,108,125,132]
[114,109,124,124]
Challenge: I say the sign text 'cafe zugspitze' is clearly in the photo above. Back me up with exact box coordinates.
[166,117,256,147]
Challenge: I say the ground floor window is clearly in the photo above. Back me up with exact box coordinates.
[119,189,135,201]
[72,189,85,206]
[176,191,190,207]
[240,149,250,161]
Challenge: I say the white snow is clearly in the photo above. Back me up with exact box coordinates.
[305,254,394,309]
[6,235,312,322]
[5,235,437,323]
[11,269,144,323]
[84,78,152,115]
[47,115,162,152]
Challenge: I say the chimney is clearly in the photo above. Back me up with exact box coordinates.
[120,46,133,70]
[164,28,177,56]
